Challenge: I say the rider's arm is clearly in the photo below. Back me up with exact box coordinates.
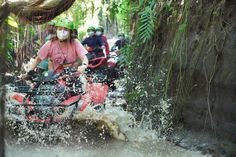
[81,38,87,46]
[81,55,88,68]
[97,36,106,57]
[74,39,89,73]
[77,56,88,73]
[29,56,42,71]
[30,41,51,71]
[97,36,105,47]
[103,36,110,55]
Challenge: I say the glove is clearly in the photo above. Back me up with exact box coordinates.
[23,70,36,80]
[27,70,35,76]
[77,65,87,74]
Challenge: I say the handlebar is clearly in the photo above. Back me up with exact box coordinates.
[88,57,107,69]
[24,68,81,100]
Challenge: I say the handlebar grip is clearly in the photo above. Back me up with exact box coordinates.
[88,57,107,69]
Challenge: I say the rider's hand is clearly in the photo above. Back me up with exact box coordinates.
[21,70,35,80]
[115,50,120,55]
[77,65,87,74]
[20,73,28,80]
[27,70,35,76]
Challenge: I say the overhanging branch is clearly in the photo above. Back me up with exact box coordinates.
[1,0,76,25]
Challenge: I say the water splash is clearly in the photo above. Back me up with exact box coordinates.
[4,81,211,157]
[72,96,158,142]
[5,140,211,157]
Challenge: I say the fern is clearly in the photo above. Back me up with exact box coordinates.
[137,0,157,43]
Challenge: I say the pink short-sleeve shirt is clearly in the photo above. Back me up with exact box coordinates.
[38,39,87,73]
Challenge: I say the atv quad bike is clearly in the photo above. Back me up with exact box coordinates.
[5,64,109,124]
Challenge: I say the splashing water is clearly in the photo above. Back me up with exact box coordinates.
[4,78,158,143]
[4,81,210,157]
[72,102,158,142]
[6,140,211,157]
[5,92,155,144]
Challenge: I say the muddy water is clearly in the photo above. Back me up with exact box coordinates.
[4,108,211,157]
[6,140,210,157]
[4,86,211,157]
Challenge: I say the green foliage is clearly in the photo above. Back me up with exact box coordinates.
[178,23,187,32]
[106,0,158,40]
[97,7,103,22]
[119,44,133,64]
[106,0,134,33]
[165,0,174,12]
[78,31,86,41]
[137,0,157,43]
[60,0,87,28]
[6,16,18,28]
[109,1,119,22]
[0,21,14,71]
[125,90,142,104]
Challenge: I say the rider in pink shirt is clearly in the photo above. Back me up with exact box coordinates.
[30,18,88,74]
[38,39,87,73]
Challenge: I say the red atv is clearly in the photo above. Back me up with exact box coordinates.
[85,51,124,91]
[5,64,109,124]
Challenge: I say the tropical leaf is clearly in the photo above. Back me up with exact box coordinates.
[137,1,157,43]
[6,16,18,28]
